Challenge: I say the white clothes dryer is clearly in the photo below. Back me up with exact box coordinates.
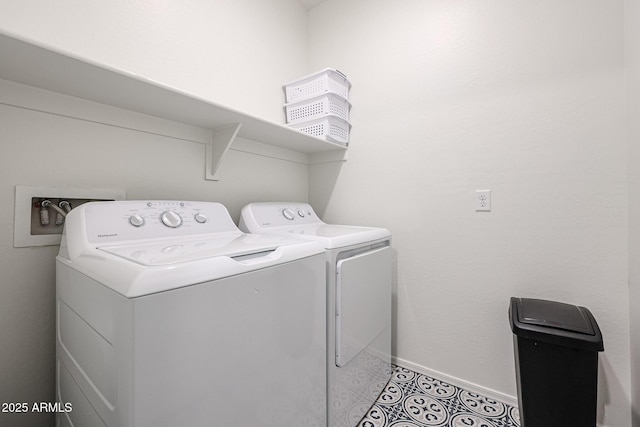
[239,202,392,427]
[56,200,326,427]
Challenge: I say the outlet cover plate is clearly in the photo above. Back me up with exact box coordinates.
[475,189,491,212]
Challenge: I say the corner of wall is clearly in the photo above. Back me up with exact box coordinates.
[625,0,640,424]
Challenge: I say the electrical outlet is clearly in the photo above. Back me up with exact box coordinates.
[14,186,125,247]
[475,189,491,212]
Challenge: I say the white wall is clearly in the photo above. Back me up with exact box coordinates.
[308,1,631,426]
[626,0,640,424]
[0,2,307,426]
[0,0,307,123]
[1,1,637,426]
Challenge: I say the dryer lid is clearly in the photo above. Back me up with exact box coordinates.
[282,224,390,249]
[239,202,390,249]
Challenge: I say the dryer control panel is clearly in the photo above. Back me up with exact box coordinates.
[240,202,323,230]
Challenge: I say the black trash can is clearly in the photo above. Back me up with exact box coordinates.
[509,297,604,427]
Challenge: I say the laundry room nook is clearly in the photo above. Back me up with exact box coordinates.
[1,1,640,427]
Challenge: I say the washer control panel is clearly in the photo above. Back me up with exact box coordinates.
[81,201,238,243]
[240,202,323,230]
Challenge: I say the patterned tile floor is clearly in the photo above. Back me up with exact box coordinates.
[357,365,521,427]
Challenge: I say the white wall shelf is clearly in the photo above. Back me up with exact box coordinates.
[0,32,347,180]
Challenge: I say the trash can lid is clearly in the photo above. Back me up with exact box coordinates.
[509,297,604,352]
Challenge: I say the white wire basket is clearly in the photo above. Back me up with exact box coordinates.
[283,68,351,103]
[288,115,351,145]
[284,93,351,124]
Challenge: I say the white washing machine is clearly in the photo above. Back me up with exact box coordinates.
[239,202,392,427]
[56,200,327,427]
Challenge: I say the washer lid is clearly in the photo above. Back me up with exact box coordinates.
[60,234,324,298]
[97,232,300,266]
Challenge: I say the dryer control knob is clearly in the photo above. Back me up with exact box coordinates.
[160,210,183,228]
[129,214,145,227]
[194,212,208,223]
[282,208,295,220]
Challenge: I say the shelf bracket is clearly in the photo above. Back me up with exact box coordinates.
[205,123,242,181]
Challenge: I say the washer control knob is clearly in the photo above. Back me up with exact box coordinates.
[129,214,145,227]
[297,209,305,217]
[282,208,295,220]
[160,210,183,228]
[194,212,208,223]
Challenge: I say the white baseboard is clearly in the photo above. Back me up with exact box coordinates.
[392,356,519,408]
